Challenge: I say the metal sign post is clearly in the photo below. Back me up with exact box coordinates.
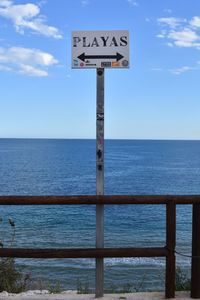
[96,68,104,298]
[71,29,129,298]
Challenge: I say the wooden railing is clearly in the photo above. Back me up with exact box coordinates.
[0,195,200,298]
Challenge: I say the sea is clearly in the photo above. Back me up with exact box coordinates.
[0,138,200,292]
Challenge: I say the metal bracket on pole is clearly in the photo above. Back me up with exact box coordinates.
[95,68,104,298]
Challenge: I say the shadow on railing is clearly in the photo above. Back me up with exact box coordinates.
[0,195,200,299]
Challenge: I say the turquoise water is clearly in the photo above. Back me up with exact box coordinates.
[0,139,199,291]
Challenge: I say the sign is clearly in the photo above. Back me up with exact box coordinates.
[71,30,130,297]
[72,30,129,69]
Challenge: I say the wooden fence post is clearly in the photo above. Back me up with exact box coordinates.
[191,203,200,298]
[165,200,176,298]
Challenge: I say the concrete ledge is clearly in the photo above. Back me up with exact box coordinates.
[0,291,191,300]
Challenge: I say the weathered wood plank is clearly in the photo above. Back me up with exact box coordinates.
[191,203,200,298]
[0,247,168,258]
[165,201,176,299]
[0,195,200,205]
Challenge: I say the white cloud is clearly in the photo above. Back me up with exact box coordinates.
[127,0,138,7]
[0,64,12,71]
[0,0,62,39]
[156,30,167,38]
[167,42,174,47]
[190,16,200,28]
[37,0,47,8]
[151,62,200,75]
[157,16,200,49]
[19,64,48,77]
[169,65,195,75]
[81,0,90,6]
[0,46,58,77]
[0,0,12,7]
[158,17,184,28]
[164,9,172,14]
[151,67,163,72]
[169,28,200,48]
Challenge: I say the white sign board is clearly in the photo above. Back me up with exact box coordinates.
[72,30,129,69]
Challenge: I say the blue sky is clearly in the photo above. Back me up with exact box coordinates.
[0,0,200,139]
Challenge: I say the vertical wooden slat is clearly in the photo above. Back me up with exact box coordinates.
[191,203,200,298]
[96,68,105,298]
[165,200,176,299]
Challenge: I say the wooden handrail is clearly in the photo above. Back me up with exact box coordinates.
[0,195,200,205]
[0,195,200,298]
[0,247,168,258]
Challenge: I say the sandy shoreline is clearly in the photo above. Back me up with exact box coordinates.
[0,290,191,299]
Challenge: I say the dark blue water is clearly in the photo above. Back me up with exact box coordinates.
[0,139,200,291]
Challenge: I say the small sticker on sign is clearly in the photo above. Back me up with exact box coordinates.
[86,63,97,66]
[97,113,104,121]
[73,59,78,66]
[101,62,111,68]
[122,60,129,67]
[112,61,120,67]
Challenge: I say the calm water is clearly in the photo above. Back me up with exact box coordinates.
[0,139,200,291]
